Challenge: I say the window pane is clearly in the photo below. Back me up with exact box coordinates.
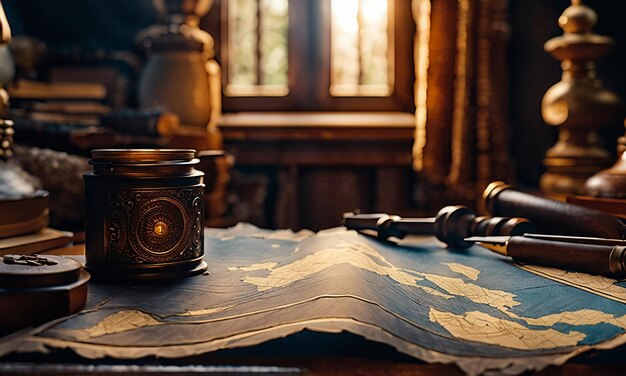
[260,0,288,86]
[227,0,289,96]
[228,0,258,87]
[331,0,392,96]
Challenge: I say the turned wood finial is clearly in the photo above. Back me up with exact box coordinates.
[539,1,624,197]
[559,1,595,33]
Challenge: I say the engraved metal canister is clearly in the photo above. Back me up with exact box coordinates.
[84,149,207,280]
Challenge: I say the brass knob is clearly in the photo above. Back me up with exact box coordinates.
[153,221,169,237]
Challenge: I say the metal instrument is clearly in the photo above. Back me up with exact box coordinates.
[343,205,536,248]
[483,181,626,239]
[466,233,626,278]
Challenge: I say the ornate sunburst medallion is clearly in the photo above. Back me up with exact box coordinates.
[147,217,172,243]
[129,197,190,262]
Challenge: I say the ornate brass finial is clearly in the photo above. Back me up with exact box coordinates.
[540,1,624,197]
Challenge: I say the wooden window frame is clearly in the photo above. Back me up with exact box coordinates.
[206,0,415,113]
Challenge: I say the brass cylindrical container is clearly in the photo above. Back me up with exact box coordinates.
[84,149,207,280]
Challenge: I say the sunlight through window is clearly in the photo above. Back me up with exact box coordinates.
[331,0,392,96]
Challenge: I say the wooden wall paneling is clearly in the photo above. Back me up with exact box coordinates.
[297,167,372,231]
[221,112,415,230]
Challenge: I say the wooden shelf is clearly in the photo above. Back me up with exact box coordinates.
[219,111,415,166]
[219,111,416,128]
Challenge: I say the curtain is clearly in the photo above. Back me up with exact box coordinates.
[412,0,511,204]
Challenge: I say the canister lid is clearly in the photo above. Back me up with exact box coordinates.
[0,255,90,333]
[91,149,196,163]
[0,255,82,288]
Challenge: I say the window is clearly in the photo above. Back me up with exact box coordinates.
[226,0,289,96]
[212,0,414,112]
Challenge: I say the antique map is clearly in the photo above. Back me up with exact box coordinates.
[2,224,626,374]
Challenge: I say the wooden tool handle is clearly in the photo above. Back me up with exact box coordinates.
[483,182,625,239]
[508,237,625,277]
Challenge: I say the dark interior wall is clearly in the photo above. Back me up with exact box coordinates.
[3,0,155,51]
[3,0,157,108]
[509,0,626,187]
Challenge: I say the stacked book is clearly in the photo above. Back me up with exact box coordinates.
[9,78,110,126]
[9,79,180,151]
